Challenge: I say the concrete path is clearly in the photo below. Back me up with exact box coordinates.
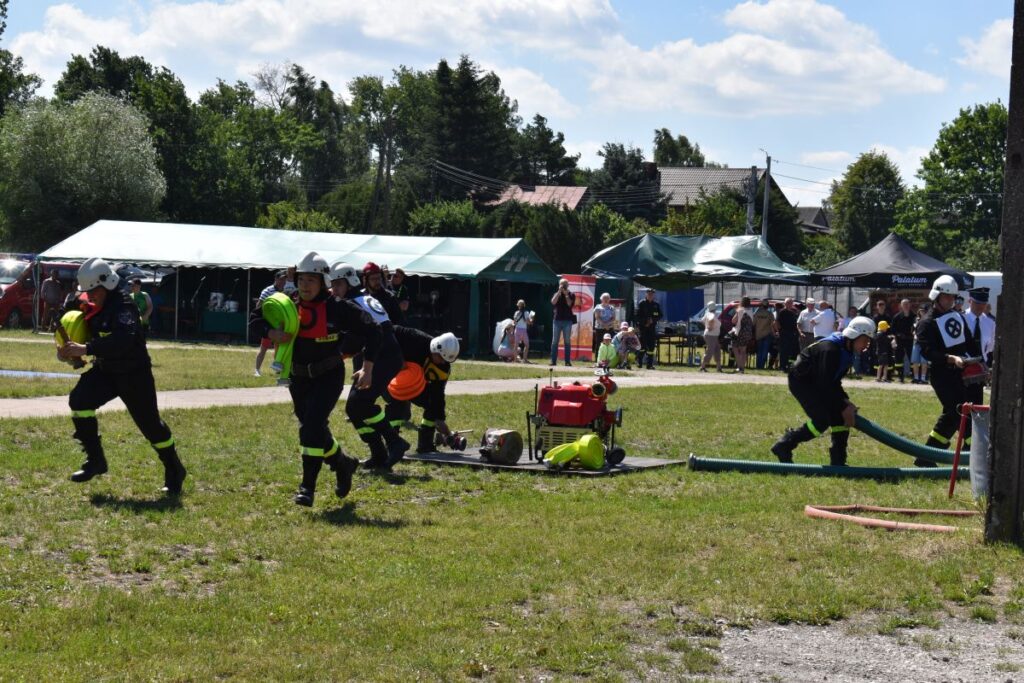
[0,367,934,420]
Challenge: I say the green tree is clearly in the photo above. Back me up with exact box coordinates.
[800,234,849,271]
[945,237,1000,272]
[433,56,520,198]
[653,128,706,167]
[577,203,642,247]
[0,93,165,250]
[256,201,341,232]
[589,142,666,222]
[656,189,746,236]
[521,204,603,274]
[0,1,42,117]
[829,150,905,254]
[895,102,1007,256]
[350,74,400,232]
[516,114,578,185]
[318,180,375,233]
[406,200,483,237]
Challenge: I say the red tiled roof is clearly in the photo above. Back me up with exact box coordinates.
[491,185,589,210]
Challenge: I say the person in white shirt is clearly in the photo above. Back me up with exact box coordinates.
[811,300,837,340]
[512,299,535,363]
[964,288,995,367]
[797,298,817,349]
[698,302,723,372]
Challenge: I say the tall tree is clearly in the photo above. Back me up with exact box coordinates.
[0,93,165,250]
[653,127,706,167]
[896,102,1007,256]
[829,150,905,254]
[515,114,578,185]
[433,56,520,198]
[588,142,666,222]
[0,0,42,117]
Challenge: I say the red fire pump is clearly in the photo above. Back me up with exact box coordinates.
[526,367,625,464]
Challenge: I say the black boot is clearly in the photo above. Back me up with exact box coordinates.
[383,427,411,470]
[360,434,390,470]
[294,455,322,506]
[829,430,850,467]
[417,426,435,454]
[771,425,815,464]
[334,453,358,499]
[71,419,108,482]
[915,436,945,468]
[156,446,187,495]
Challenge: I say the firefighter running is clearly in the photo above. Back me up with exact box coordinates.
[770,316,876,466]
[58,258,187,494]
[914,275,982,467]
[249,252,370,507]
[384,326,461,455]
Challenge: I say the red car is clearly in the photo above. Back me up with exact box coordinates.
[0,261,80,328]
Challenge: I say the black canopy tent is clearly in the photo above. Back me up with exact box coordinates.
[812,233,974,290]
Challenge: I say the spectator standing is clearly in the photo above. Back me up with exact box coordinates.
[752,300,776,370]
[840,306,864,377]
[390,268,411,320]
[797,298,817,349]
[775,298,800,371]
[730,297,753,373]
[910,306,929,384]
[811,300,837,340]
[890,299,915,383]
[512,299,534,363]
[130,279,154,338]
[40,270,63,331]
[874,321,894,382]
[592,292,618,356]
[699,303,723,372]
[964,288,995,367]
[549,278,576,367]
[635,288,662,369]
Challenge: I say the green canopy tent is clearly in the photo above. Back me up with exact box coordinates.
[581,233,811,289]
[38,220,558,353]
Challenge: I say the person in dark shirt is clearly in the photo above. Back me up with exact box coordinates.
[914,276,981,466]
[635,288,663,369]
[390,268,411,320]
[549,278,576,366]
[890,298,916,383]
[771,316,876,466]
[774,298,800,372]
[385,325,460,453]
[58,257,187,495]
[361,262,403,323]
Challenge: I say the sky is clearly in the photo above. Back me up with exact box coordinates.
[2,0,1013,208]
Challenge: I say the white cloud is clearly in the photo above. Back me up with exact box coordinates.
[799,150,853,167]
[586,0,945,116]
[958,18,1011,80]
[868,143,928,187]
[10,0,616,96]
[482,64,579,119]
[563,139,604,170]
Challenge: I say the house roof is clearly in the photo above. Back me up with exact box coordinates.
[37,220,558,283]
[796,206,831,235]
[659,167,764,207]
[490,185,589,210]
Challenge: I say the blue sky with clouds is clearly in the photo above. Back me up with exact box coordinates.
[3,1,1012,207]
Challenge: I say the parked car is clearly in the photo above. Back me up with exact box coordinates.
[0,261,80,328]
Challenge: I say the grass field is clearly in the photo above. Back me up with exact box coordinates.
[2,382,1020,680]
[0,337,594,398]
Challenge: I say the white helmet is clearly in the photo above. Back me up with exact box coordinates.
[76,257,120,292]
[329,261,360,287]
[929,274,958,302]
[430,332,460,363]
[842,315,876,340]
[296,251,331,289]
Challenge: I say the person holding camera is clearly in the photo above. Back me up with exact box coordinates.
[549,279,576,366]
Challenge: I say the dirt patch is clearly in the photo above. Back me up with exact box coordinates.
[713,614,1024,682]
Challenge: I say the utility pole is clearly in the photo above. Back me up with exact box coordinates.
[761,153,772,240]
[746,165,757,234]
[986,0,1024,545]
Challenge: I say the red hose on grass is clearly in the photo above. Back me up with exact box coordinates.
[804,504,980,533]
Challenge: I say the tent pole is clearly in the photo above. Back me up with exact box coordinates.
[174,267,180,340]
[245,269,251,344]
[468,279,480,358]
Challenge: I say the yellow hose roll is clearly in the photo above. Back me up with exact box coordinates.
[261,293,299,380]
[54,311,91,347]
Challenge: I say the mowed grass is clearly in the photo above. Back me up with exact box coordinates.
[0,338,591,398]
[2,383,1022,680]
